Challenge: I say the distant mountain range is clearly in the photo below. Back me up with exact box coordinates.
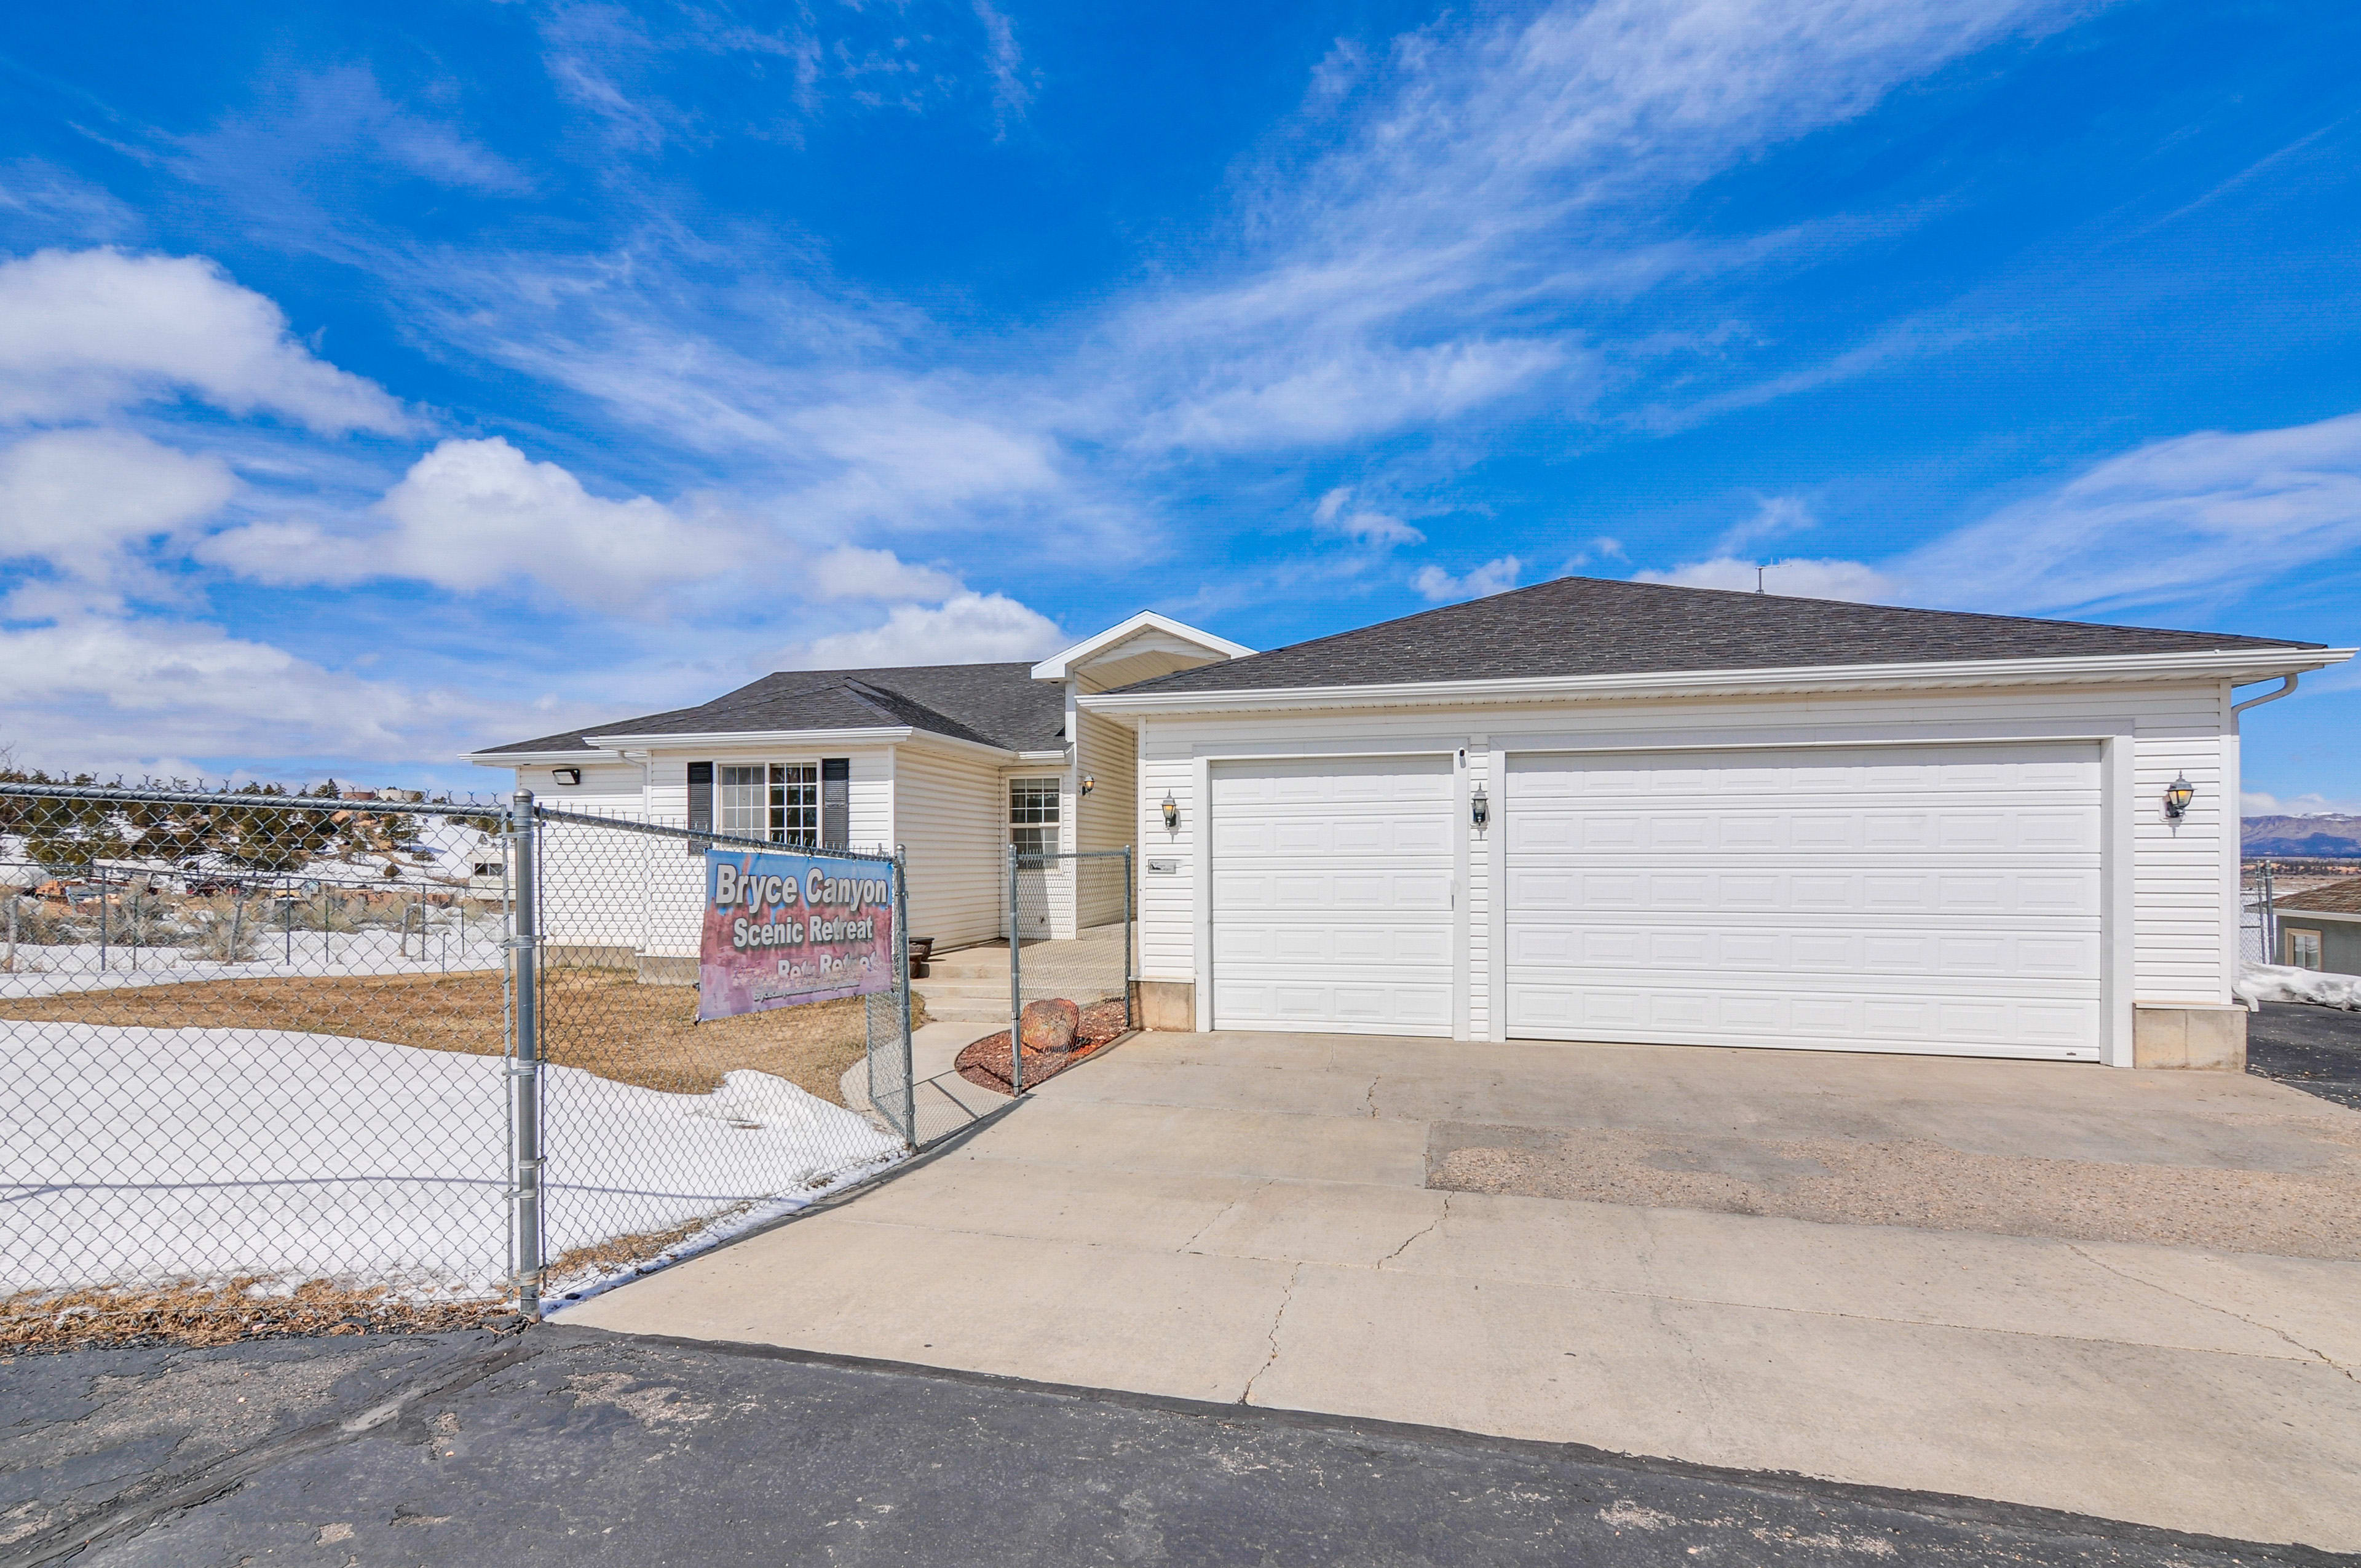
[2244,815,2361,858]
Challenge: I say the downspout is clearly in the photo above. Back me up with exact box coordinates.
[2230,673,2298,717]
[2226,676,2298,984]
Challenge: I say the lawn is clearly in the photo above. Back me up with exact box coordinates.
[0,967,927,1106]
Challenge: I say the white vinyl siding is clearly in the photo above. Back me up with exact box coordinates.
[1501,743,2104,1059]
[1208,756,1455,1035]
[892,743,1007,948]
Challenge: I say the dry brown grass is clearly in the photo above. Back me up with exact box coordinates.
[0,1278,513,1355]
[0,967,927,1106]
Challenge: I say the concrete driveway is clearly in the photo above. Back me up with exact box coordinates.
[566,1031,2361,1552]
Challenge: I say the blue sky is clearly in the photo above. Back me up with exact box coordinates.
[0,0,2355,805]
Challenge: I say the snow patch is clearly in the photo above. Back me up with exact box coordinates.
[2236,962,2361,1012]
[2,1021,904,1296]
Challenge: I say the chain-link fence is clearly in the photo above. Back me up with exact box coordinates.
[1,782,916,1345]
[1005,847,1134,1094]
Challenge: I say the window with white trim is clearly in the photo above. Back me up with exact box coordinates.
[1009,777,1060,860]
[2288,928,2323,970]
[718,763,820,845]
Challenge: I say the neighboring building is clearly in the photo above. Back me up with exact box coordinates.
[1076,577,2348,1071]
[2276,881,2361,976]
[474,577,2352,1070]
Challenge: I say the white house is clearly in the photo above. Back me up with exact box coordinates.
[474,578,2350,1069]
[466,612,1252,975]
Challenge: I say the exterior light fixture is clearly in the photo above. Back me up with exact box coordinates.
[1078,775,1096,796]
[552,767,582,787]
[2162,772,2196,820]
[1470,785,1489,830]
[1161,791,1179,831]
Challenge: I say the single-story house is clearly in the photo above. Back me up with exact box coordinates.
[467,612,1255,967]
[472,577,2351,1069]
[2276,881,2361,975]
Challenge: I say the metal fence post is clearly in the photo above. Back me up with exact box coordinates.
[1123,845,1136,1031]
[1007,842,1023,1095]
[895,847,916,1147]
[507,790,545,1318]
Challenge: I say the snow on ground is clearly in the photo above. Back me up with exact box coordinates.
[0,923,510,996]
[2237,962,2361,1011]
[1,1021,904,1297]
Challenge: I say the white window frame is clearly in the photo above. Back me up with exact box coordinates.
[2288,927,2324,970]
[718,762,821,846]
[1009,776,1061,861]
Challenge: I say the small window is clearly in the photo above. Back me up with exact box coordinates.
[770,763,820,847]
[2287,929,2323,970]
[1010,777,1060,860]
[718,766,766,837]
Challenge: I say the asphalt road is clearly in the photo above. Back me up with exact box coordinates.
[5,1325,2346,1567]
[2247,1000,2361,1109]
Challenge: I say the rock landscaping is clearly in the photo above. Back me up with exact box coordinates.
[956,997,1129,1093]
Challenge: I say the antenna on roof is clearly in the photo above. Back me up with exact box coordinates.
[1756,564,1765,594]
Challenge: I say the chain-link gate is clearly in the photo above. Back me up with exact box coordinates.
[1005,846,1134,1094]
[1,782,917,1347]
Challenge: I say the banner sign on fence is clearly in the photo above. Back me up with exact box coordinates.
[698,849,897,1021]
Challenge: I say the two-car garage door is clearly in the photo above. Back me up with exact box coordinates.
[1501,745,2104,1059]
[1206,742,2104,1058]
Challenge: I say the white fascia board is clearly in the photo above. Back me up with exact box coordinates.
[1076,646,2357,718]
[1030,611,1256,681]
[462,749,620,768]
[2276,907,2361,925]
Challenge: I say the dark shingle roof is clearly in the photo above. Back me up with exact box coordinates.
[1115,577,2319,697]
[2277,881,2361,916]
[477,662,1063,756]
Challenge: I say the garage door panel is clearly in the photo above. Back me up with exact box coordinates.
[1212,755,1455,1037]
[1505,743,2105,1059]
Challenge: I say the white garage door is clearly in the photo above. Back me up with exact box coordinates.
[1503,743,2103,1059]
[1209,756,1455,1035]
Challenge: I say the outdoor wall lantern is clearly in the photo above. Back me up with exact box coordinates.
[1161,790,1179,831]
[1078,775,1096,796]
[2162,772,2196,820]
[1470,785,1490,830]
[552,767,582,787]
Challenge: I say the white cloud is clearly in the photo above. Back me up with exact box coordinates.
[1894,411,2361,617]
[1412,555,1522,601]
[805,544,965,602]
[0,429,235,582]
[1635,409,2361,619]
[0,248,410,433]
[1636,555,1900,601]
[0,615,476,766]
[785,591,1065,668]
[201,438,734,609]
[1313,486,1424,547]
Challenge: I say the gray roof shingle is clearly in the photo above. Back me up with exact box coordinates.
[477,662,1063,756]
[1113,577,2319,697]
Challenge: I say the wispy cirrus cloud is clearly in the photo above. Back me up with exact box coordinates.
[1639,409,2361,620]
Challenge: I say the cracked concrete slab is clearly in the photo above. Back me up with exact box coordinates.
[558,1029,2361,1550]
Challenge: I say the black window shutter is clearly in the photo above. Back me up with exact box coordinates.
[686,761,713,855]
[821,758,850,849]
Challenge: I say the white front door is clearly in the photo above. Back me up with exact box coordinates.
[1502,743,2105,1059]
[1208,756,1455,1034]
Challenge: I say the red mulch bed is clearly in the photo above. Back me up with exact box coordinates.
[957,998,1131,1093]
